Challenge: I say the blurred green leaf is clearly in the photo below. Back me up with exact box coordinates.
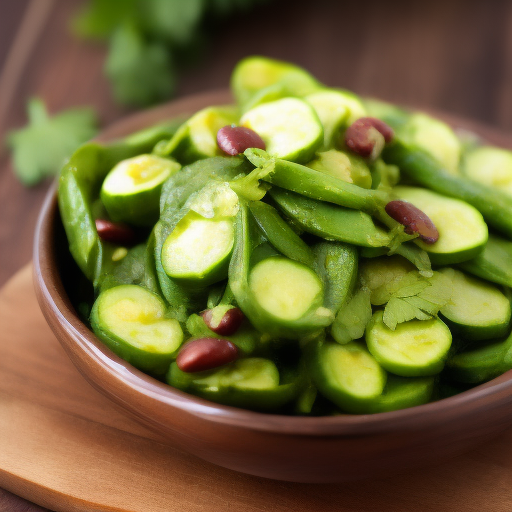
[105,24,176,107]
[72,0,138,39]
[7,99,97,186]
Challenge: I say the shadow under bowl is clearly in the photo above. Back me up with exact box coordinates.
[33,89,512,483]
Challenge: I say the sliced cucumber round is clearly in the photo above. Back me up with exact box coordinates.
[310,341,387,413]
[463,146,512,196]
[90,285,183,375]
[306,89,366,147]
[167,358,301,410]
[403,113,461,174]
[161,106,239,164]
[231,56,321,106]
[394,186,488,265]
[439,268,511,341]
[249,256,324,322]
[366,310,452,377]
[240,97,323,163]
[446,334,512,384]
[161,213,234,286]
[101,154,180,226]
[363,375,436,414]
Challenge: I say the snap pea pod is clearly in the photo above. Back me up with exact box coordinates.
[269,187,391,248]
[248,200,315,268]
[382,139,512,238]
[245,148,387,213]
[59,120,183,287]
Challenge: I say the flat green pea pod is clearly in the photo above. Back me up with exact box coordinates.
[231,56,321,108]
[167,358,304,411]
[312,241,358,315]
[269,187,391,248]
[245,148,387,213]
[59,120,183,287]
[382,139,512,239]
[248,200,315,268]
[157,106,239,164]
[446,333,512,384]
[459,234,512,288]
[229,203,333,339]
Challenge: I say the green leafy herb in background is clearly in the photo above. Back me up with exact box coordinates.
[73,0,268,107]
[7,99,97,186]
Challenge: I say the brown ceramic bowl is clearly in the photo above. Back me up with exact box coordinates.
[34,90,512,483]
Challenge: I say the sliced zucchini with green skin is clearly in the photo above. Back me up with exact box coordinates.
[101,154,180,226]
[167,358,302,411]
[402,113,461,174]
[307,150,372,189]
[459,234,512,288]
[305,89,366,148]
[363,375,436,414]
[90,285,183,375]
[394,186,488,265]
[249,257,324,322]
[240,98,323,163]
[230,56,321,107]
[446,333,512,384]
[439,268,511,341]
[310,341,387,414]
[161,212,234,286]
[160,106,238,164]
[463,146,512,196]
[270,188,391,248]
[366,310,452,377]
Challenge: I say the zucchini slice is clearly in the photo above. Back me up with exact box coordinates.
[446,334,512,384]
[310,341,387,414]
[394,186,488,265]
[101,154,180,226]
[231,56,320,107]
[438,268,511,341]
[463,146,512,196]
[161,213,234,286]
[366,310,452,377]
[167,358,301,411]
[249,257,324,322]
[160,106,238,164]
[305,89,366,147]
[240,97,323,163]
[90,285,183,374]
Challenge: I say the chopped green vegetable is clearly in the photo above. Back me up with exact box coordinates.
[7,98,97,186]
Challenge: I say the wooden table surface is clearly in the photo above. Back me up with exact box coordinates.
[1,0,512,510]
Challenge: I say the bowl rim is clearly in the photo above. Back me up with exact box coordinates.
[33,89,512,437]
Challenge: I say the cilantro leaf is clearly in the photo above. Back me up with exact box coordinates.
[7,98,97,186]
[105,23,175,106]
[381,270,453,330]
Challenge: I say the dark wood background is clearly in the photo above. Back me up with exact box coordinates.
[1,0,511,510]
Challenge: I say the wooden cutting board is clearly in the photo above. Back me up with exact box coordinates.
[1,265,512,512]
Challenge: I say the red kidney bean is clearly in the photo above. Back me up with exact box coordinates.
[345,117,394,159]
[176,337,239,373]
[385,200,439,243]
[95,219,136,245]
[201,307,245,336]
[217,125,266,156]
